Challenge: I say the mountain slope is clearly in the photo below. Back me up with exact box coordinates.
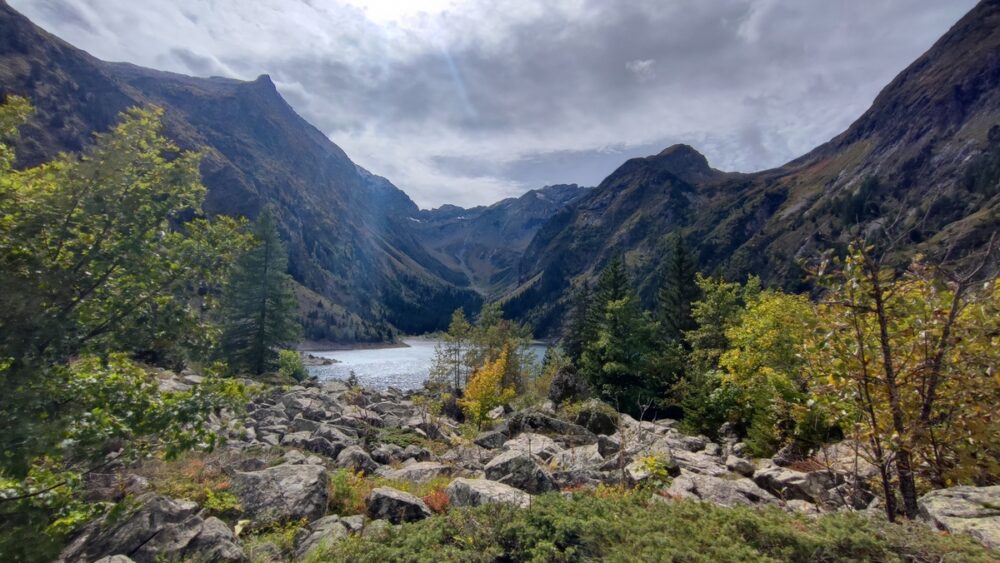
[508,0,1000,335]
[412,184,590,296]
[0,0,480,339]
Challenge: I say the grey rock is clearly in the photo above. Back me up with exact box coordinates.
[382,462,452,483]
[94,557,135,563]
[918,485,1000,549]
[725,455,755,477]
[371,443,405,464]
[474,430,507,449]
[772,442,805,467]
[446,478,531,509]
[551,444,604,472]
[507,410,598,446]
[753,465,840,504]
[503,432,563,462]
[231,464,328,526]
[366,487,432,524]
[336,445,379,475]
[59,494,244,563]
[484,450,556,494]
[568,400,619,435]
[597,435,621,458]
[294,515,349,559]
[402,444,432,462]
[666,472,777,507]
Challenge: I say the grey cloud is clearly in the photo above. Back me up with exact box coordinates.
[8,0,978,208]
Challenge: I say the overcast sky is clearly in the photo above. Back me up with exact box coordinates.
[10,0,977,208]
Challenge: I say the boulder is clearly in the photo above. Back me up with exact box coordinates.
[382,462,452,483]
[624,454,680,486]
[336,445,379,475]
[548,365,591,404]
[772,442,806,467]
[484,450,557,494]
[725,455,755,477]
[366,487,432,524]
[753,465,840,504]
[503,433,563,462]
[94,557,135,563]
[918,486,1000,550]
[506,410,598,446]
[567,400,619,435]
[474,430,507,449]
[294,515,349,559]
[59,494,244,563]
[551,444,605,472]
[231,464,328,526]
[665,472,777,507]
[370,443,405,464]
[402,444,433,462]
[446,478,531,509]
[597,435,622,458]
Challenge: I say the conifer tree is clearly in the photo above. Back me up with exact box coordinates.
[656,234,701,344]
[220,208,301,375]
[563,282,592,362]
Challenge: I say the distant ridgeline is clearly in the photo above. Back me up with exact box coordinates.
[2,0,999,340]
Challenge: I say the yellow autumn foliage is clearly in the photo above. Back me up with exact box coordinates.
[460,345,516,427]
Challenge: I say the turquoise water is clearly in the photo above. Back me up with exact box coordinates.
[307,338,547,390]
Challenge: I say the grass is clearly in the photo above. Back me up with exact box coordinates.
[328,468,453,516]
[307,491,997,563]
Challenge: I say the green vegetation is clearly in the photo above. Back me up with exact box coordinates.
[277,349,309,383]
[306,492,994,562]
[430,302,536,395]
[220,208,301,375]
[0,98,291,560]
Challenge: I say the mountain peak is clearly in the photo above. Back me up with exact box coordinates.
[650,143,718,183]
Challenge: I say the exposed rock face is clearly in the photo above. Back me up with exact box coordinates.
[446,478,532,509]
[475,430,508,449]
[59,494,245,563]
[484,450,557,494]
[366,487,432,524]
[231,464,329,526]
[918,486,1000,549]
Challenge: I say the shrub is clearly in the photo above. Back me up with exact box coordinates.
[307,492,995,562]
[277,349,309,382]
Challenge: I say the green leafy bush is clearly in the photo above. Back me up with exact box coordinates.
[277,349,309,382]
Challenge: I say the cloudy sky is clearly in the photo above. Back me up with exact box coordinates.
[10,0,977,208]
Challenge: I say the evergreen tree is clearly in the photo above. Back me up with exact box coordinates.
[220,208,301,375]
[656,234,701,344]
[562,282,592,362]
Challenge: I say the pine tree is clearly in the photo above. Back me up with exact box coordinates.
[563,282,592,362]
[220,208,301,375]
[656,234,700,344]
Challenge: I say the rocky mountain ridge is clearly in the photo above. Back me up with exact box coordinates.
[411,184,590,295]
[504,0,1000,334]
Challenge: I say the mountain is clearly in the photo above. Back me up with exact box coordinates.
[0,0,480,340]
[411,185,590,296]
[507,0,1000,335]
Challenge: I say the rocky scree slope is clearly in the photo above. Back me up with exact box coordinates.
[59,370,1000,561]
